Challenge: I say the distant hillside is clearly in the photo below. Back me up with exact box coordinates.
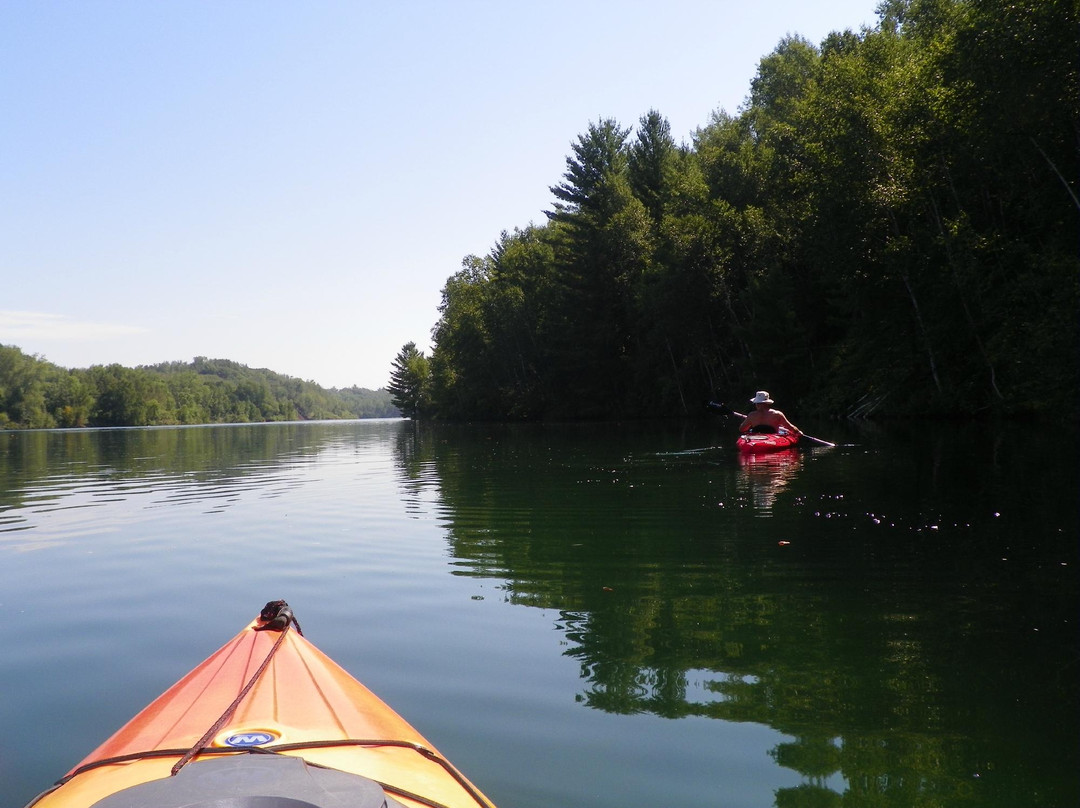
[0,345,399,429]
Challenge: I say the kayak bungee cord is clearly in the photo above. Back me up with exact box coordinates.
[171,600,301,776]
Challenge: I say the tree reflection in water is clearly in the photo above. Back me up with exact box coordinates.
[394,421,1079,808]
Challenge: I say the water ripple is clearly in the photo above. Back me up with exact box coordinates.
[0,464,310,540]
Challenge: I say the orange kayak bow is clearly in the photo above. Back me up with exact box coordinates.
[24,602,495,808]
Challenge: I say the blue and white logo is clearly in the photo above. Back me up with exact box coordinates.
[223,731,276,747]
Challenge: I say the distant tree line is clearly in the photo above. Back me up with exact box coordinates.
[396,0,1077,420]
[0,347,397,429]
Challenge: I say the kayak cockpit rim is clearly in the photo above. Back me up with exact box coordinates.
[28,741,495,808]
[74,754,409,808]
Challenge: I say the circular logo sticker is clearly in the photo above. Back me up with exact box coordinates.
[222,731,277,747]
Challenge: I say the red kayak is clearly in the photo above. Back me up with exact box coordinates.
[736,430,800,454]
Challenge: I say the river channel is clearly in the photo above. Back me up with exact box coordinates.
[1,418,1076,807]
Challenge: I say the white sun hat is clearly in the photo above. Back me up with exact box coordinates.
[750,391,774,405]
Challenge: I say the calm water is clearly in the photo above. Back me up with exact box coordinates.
[0,419,1076,808]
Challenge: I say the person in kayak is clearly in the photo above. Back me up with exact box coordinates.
[739,391,803,438]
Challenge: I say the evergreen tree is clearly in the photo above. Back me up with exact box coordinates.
[388,342,431,419]
[628,110,677,225]
[546,119,653,415]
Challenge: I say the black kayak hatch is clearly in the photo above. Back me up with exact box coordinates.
[88,754,409,808]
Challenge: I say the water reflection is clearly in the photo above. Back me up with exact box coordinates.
[0,422,389,541]
[3,421,1073,807]
[737,448,802,512]
[391,421,1079,808]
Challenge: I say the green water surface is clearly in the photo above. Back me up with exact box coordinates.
[1,419,1076,808]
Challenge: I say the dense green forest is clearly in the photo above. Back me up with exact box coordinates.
[0,346,397,429]
[402,0,1077,420]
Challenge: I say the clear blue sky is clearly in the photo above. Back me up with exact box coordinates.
[2,1,881,390]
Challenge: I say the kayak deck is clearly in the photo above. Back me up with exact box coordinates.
[736,430,800,454]
[26,603,495,808]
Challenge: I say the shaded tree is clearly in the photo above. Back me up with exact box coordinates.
[420,0,1077,420]
[388,342,431,419]
[546,119,653,415]
[628,110,678,224]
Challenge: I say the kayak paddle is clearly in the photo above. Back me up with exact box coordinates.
[706,401,836,447]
